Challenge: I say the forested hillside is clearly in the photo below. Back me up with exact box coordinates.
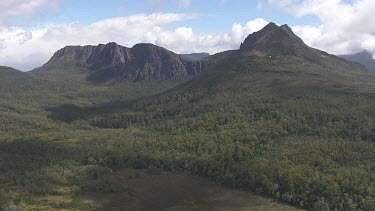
[66,55,375,210]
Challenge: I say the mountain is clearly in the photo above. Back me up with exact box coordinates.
[181,53,210,61]
[338,50,375,72]
[159,24,373,95]
[42,42,211,82]
[0,66,37,91]
[0,66,24,77]
[239,23,340,65]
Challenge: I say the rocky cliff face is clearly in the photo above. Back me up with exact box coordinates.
[47,42,210,82]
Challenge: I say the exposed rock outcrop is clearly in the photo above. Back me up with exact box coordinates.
[47,42,211,82]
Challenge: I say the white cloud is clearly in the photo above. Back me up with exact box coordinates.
[0,0,62,25]
[0,14,269,71]
[269,0,375,56]
[292,25,323,47]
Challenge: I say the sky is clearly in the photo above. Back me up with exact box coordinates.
[0,0,374,71]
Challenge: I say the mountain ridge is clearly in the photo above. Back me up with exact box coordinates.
[339,50,375,72]
[44,42,211,82]
[39,23,369,83]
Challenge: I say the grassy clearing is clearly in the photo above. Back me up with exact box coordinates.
[78,169,302,211]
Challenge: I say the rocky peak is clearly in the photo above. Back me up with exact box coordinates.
[357,50,374,60]
[239,22,309,58]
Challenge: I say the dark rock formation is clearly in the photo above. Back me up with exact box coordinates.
[47,42,211,82]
